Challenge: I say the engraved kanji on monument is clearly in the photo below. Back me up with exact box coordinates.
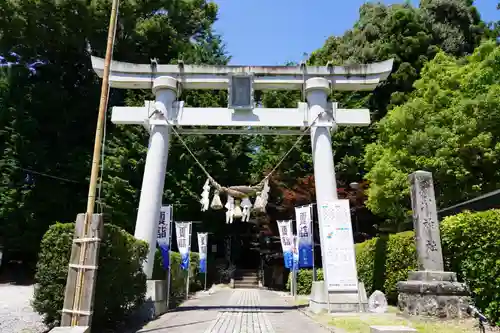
[397,170,470,319]
[409,170,443,271]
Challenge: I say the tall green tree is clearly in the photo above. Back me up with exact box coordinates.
[365,40,500,224]
[251,0,487,197]
[95,9,254,234]
[310,0,485,183]
[0,0,233,263]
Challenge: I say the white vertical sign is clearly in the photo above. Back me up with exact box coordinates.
[318,200,358,291]
[277,220,293,268]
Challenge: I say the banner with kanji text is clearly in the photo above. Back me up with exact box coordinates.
[294,205,313,268]
[277,220,293,269]
[197,232,208,273]
[157,205,172,269]
[175,222,192,271]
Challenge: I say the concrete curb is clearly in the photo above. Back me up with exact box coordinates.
[297,306,339,333]
[277,292,338,333]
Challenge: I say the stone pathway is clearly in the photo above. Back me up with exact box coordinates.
[137,289,330,333]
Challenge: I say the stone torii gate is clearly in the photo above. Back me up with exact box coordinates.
[91,56,393,310]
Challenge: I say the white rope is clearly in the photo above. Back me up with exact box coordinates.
[166,113,320,188]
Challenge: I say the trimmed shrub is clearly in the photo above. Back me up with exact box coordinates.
[382,232,417,301]
[32,222,148,329]
[356,231,417,302]
[288,209,500,324]
[355,237,378,296]
[152,249,203,306]
[289,232,416,302]
[286,268,323,295]
[441,210,500,325]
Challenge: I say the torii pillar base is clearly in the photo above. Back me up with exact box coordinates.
[309,281,368,313]
[307,77,367,313]
[140,280,168,320]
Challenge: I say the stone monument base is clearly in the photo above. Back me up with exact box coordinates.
[397,271,470,318]
[309,281,368,314]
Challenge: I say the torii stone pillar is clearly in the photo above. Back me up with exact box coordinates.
[306,78,366,313]
[307,77,336,291]
[307,78,338,202]
[135,77,176,279]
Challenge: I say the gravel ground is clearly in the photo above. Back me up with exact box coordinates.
[0,284,47,333]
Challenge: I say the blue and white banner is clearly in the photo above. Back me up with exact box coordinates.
[175,222,192,271]
[157,205,172,270]
[277,220,293,269]
[197,232,208,273]
[295,205,313,268]
[292,235,300,272]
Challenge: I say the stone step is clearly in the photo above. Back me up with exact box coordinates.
[238,268,258,272]
[234,272,259,276]
[234,279,259,284]
[235,276,259,280]
[234,281,259,288]
[234,276,259,281]
[233,283,260,289]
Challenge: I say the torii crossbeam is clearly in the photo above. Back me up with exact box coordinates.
[91,56,393,312]
[92,56,392,135]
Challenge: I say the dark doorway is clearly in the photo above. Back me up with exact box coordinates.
[229,220,261,270]
[233,239,260,269]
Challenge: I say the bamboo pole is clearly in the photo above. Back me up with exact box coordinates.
[70,0,120,325]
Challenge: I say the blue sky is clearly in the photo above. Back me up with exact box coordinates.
[213,0,499,65]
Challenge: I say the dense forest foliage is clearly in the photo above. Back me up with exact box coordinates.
[0,0,498,265]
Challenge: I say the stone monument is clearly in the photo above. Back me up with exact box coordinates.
[397,170,470,318]
[368,290,388,313]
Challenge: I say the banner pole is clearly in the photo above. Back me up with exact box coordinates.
[293,235,298,301]
[186,267,190,300]
[311,204,317,282]
[203,233,207,291]
[292,268,297,300]
[166,207,173,309]
[186,222,192,300]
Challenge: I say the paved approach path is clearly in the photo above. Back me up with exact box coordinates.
[138,288,330,333]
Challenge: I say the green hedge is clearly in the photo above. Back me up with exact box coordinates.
[286,232,416,302]
[356,231,417,303]
[288,209,500,324]
[152,249,204,306]
[441,210,500,325]
[32,222,148,329]
[286,269,323,295]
